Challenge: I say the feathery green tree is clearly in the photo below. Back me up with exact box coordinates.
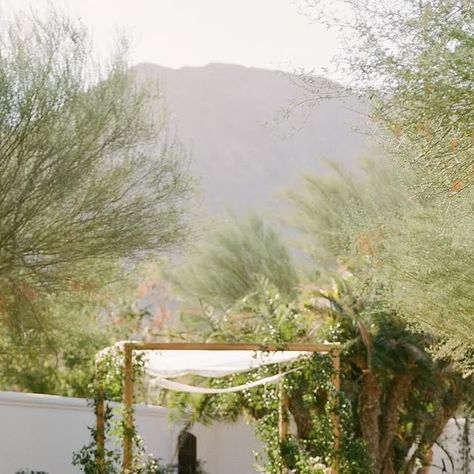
[171,213,298,311]
[0,10,190,332]
[289,157,474,374]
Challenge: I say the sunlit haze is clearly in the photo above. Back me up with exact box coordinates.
[1,0,342,75]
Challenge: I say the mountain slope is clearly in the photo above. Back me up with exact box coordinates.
[133,62,368,216]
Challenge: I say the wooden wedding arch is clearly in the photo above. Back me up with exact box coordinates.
[95,342,341,474]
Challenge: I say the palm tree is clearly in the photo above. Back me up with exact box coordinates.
[306,277,472,473]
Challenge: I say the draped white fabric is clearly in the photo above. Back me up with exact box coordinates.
[151,371,289,394]
[98,342,312,394]
[141,349,311,378]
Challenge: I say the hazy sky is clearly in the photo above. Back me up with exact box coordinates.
[1,0,343,75]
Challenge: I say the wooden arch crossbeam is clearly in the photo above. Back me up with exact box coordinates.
[95,342,341,474]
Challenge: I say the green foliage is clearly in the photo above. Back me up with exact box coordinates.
[312,278,474,473]
[172,213,298,310]
[288,158,416,271]
[384,192,474,372]
[0,8,192,394]
[74,348,210,474]
[0,264,155,396]
[163,281,370,472]
[73,349,149,473]
[72,400,121,474]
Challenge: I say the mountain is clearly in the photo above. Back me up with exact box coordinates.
[132,62,369,217]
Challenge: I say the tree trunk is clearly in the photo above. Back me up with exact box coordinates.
[378,373,413,472]
[381,451,396,474]
[401,384,461,473]
[359,369,381,473]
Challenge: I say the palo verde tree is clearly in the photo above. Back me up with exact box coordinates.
[288,154,474,374]
[0,9,191,382]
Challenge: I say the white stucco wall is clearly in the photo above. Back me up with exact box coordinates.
[0,391,94,474]
[0,391,181,474]
[430,418,474,473]
[0,391,260,474]
[0,390,471,474]
[192,421,262,474]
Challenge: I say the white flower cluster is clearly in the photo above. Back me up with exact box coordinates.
[287,456,331,474]
[309,456,331,473]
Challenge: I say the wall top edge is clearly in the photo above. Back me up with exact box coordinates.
[0,390,168,416]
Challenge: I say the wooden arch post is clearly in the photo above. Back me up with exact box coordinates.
[122,342,134,472]
[331,348,341,474]
[95,366,106,473]
[278,376,290,474]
